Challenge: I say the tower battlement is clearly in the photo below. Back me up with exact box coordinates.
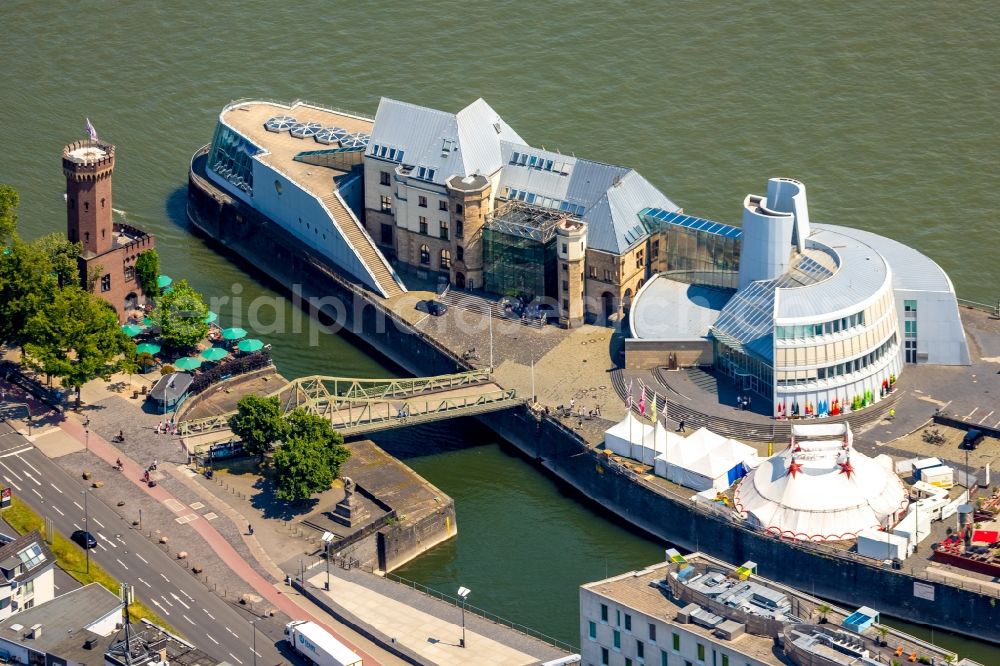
[62,139,116,181]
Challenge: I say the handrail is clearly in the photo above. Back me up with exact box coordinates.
[222,97,374,122]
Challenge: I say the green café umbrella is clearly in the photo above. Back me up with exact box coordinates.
[135,342,161,355]
[174,356,202,371]
[201,347,228,361]
[143,316,154,327]
[237,338,264,353]
[121,323,143,337]
[162,286,174,295]
[157,274,173,289]
[203,310,219,324]
[222,327,247,340]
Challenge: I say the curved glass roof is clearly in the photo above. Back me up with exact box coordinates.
[314,127,349,145]
[340,132,370,149]
[289,121,322,138]
[263,115,297,133]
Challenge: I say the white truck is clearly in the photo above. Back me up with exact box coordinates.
[284,620,363,666]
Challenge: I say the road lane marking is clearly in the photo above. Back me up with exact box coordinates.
[228,653,243,664]
[137,577,151,588]
[203,609,215,620]
[183,614,194,625]
[0,461,22,481]
[965,406,979,419]
[206,634,219,645]
[73,523,81,530]
[17,455,41,476]
[226,627,238,638]
[181,589,194,601]
[252,649,261,658]
[73,501,83,511]
[0,446,32,458]
[49,482,63,494]
[160,573,170,583]
[3,477,20,491]
[151,599,170,616]
[979,410,994,424]
[97,533,117,548]
[135,553,148,564]
[116,558,129,570]
[52,505,64,516]
[30,488,41,499]
[92,518,105,529]
[160,595,174,607]
[171,593,190,610]
[97,543,107,552]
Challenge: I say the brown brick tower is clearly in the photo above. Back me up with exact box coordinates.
[63,138,155,321]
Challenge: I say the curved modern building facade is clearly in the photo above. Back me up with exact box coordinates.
[630,177,969,417]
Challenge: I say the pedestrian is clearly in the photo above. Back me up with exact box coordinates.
[570,398,576,411]
[678,419,686,433]
[748,395,752,410]
[736,395,742,410]
[889,407,896,420]
[248,524,254,535]
[155,421,161,435]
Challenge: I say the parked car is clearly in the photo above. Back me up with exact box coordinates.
[417,300,449,316]
[71,530,97,549]
[962,429,985,450]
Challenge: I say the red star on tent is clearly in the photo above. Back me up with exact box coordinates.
[839,458,855,479]
[788,458,803,478]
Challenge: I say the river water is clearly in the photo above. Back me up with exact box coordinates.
[3,2,998,660]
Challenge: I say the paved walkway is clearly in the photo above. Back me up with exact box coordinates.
[55,414,384,666]
[306,572,540,666]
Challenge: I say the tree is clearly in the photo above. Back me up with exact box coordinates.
[229,395,287,462]
[32,233,82,288]
[149,279,209,349]
[135,249,159,298]
[22,286,132,390]
[0,184,19,246]
[0,240,59,347]
[272,409,350,502]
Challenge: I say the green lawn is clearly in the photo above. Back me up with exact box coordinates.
[2,496,174,630]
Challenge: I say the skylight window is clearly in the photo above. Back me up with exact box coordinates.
[17,543,45,570]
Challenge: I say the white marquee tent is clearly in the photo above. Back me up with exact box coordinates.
[653,427,759,492]
[603,412,653,459]
[734,423,909,542]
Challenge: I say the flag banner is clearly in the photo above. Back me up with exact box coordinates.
[85,118,98,141]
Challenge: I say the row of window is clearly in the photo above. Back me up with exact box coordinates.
[592,606,730,666]
[419,245,458,269]
[776,310,866,341]
[417,216,450,240]
[777,333,897,385]
[370,144,405,163]
[504,187,587,216]
[508,151,571,175]
[415,166,437,182]
[904,320,917,336]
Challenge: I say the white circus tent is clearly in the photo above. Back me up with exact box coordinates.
[734,423,909,542]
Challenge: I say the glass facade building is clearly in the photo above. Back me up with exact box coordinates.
[641,209,742,289]
[482,202,562,301]
[207,123,260,195]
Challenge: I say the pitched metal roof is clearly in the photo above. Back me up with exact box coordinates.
[497,142,679,254]
[367,97,524,185]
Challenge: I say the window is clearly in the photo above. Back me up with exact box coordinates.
[652,240,659,259]
[602,647,610,666]
[672,633,680,651]
[613,629,621,650]
[124,266,135,281]
[381,223,393,245]
[456,203,464,214]
[601,604,608,623]
[604,269,612,282]
[661,649,669,666]
[589,621,597,640]
[419,217,428,234]
[904,299,917,312]
[101,197,105,208]
[380,171,391,186]
[624,614,632,632]
[456,220,464,238]
[697,643,705,661]
[84,201,89,211]
[626,659,633,666]
[101,274,111,292]
[721,655,728,666]
[637,641,644,659]
[562,281,569,292]
[589,266,598,278]
[635,249,644,269]
[562,243,568,254]
[419,195,428,208]
[649,623,656,642]
[439,200,448,211]
[616,610,621,626]
[419,244,430,265]
[85,231,90,243]
[22,579,33,597]
[440,219,449,240]
[905,320,917,336]
[457,246,464,262]
[440,249,452,269]
[380,195,392,213]
[562,262,569,273]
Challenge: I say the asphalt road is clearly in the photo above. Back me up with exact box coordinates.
[0,420,290,665]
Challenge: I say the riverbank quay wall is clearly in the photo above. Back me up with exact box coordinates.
[188,149,1000,644]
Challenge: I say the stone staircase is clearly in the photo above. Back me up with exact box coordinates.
[439,288,546,330]
[320,193,405,299]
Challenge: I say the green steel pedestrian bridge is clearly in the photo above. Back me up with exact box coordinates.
[176,369,521,439]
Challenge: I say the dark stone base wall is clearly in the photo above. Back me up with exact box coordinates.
[188,165,1000,645]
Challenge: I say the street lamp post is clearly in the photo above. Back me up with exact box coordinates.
[250,618,257,666]
[85,427,89,453]
[322,532,335,591]
[457,586,471,648]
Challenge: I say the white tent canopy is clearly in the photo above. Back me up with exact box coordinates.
[603,412,653,458]
[653,427,758,492]
[734,424,909,542]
